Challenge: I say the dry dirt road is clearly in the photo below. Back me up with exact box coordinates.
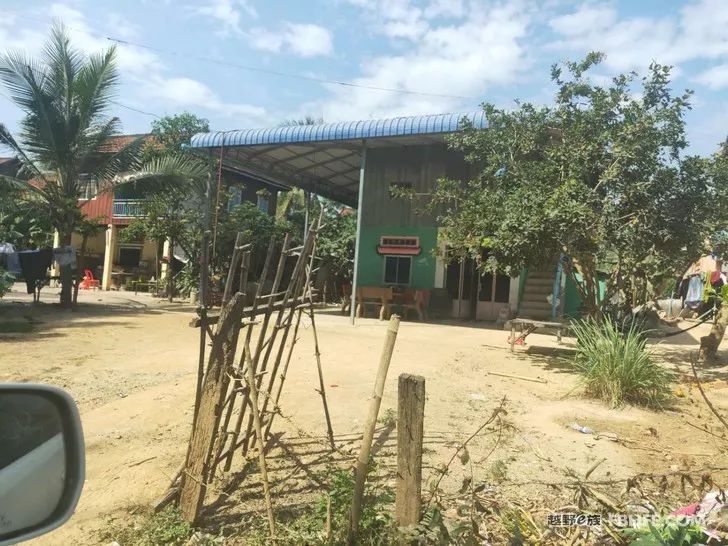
[1,283,727,545]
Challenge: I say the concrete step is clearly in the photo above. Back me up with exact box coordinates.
[520,301,551,312]
[524,277,554,287]
[521,294,551,305]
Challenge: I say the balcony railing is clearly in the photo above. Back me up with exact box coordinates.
[112,199,145,218]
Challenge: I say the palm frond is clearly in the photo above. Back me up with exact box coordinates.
[43,22,83,114]
[0,174,47,198]
[73,46,118,128]
[115,154,210,195]
[0,123,48,184]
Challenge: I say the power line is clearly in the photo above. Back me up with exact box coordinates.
[109,100,160,118]
[0,7,477,101]
[106,37,476,101]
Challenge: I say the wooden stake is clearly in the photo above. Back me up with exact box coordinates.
[348,315,400,545]
[395,373,425,527]
[244,341,277,544]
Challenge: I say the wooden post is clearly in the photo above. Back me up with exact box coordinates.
[395,373,425,528]
[179,293,245,523]
[348,315,400,545]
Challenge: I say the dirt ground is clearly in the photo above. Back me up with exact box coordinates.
[2,282,728,545]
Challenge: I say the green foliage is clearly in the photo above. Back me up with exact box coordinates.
[622,516,707,545]
[317,208,356,279]
[99,506,193,546]
[145,112,209,160]
[571,317,672,408]
[0,187,53,248]
[0,268,15,298]
[237,463,394,545]
[418,53,724,316]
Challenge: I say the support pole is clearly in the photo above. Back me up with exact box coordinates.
[348,314,400,544]
[303,190,311,239]
[350,140,367,325]
[395,373,425,528]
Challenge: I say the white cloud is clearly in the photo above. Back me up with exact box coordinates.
[144,77,266,119]
[549,4,616,36]
[695,64,728,90]
[194,0,257,35]
[248,23,333,57]
[424,0,465,19]
[548,0,728,72]
[313,2,531,120]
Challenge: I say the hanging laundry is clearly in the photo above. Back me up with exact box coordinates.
[0,242,21,275]
[685,274,704,310]
[18,248,53,295]
[53,246,76,268]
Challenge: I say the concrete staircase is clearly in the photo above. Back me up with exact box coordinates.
[518,269,556,320]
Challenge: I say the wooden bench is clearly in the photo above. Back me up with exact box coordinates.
[356,286,393,320]
[508,318,569,352]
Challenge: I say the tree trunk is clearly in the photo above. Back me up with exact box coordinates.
[72,234,89,305]
[699,305,728,362]
[167,237,174,303]
[59,230,73,308]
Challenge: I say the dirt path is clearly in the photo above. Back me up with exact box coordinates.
[2,284,727,544]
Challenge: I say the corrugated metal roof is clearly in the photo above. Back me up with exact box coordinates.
[189,111,487,149]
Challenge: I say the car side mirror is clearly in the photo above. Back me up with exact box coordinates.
[0,384,85,545]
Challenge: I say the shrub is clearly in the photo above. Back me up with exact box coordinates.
[0,268,14,298]
[99,506,193,546]
[571,317,672,408]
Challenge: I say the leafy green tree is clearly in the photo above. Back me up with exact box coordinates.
[0,24,142,307]
[0,185,53,248]
[421,53,722,317]
[143,112,210,162]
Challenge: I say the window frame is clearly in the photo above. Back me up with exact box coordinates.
[78,173,98,201]
[382,255,412,286]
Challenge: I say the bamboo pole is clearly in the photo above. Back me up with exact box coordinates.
[308,303,335,450]
[218,236,285,472]
[243,340,277,544]
[348,315,400,545]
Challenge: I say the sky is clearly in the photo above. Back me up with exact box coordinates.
[1,0,727,155]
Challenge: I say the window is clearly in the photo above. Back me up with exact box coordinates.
[257,195,269,214]
[384,256,411,285]
[118,246,142,267]
[380,236,419,248]
[78,173,98,200]
[227,187,243,212]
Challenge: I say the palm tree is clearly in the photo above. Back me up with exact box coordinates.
[0,24,143,307]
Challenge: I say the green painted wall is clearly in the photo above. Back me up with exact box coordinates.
[356,226,438,289]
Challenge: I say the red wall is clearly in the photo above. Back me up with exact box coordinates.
[79,193,112,224]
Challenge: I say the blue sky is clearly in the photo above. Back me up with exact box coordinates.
[1,0,727,155]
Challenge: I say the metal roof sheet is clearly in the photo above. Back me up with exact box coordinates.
[189,111,487,149]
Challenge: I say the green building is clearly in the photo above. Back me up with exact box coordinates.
[189,112,576,321]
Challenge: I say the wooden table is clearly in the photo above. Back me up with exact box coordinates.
[509,318,569,352]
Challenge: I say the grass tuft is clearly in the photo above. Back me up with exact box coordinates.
[571,317,672,408]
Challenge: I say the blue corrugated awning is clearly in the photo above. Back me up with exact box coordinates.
[188,111,487,205]
[190,111,486,148]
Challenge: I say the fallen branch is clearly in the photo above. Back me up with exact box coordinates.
[691,358,728,431]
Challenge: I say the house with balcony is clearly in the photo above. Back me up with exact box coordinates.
[67,134,285,291]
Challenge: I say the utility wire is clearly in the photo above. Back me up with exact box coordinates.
[0,8,477,101]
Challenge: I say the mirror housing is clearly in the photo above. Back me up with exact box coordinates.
[0,384,85,545]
